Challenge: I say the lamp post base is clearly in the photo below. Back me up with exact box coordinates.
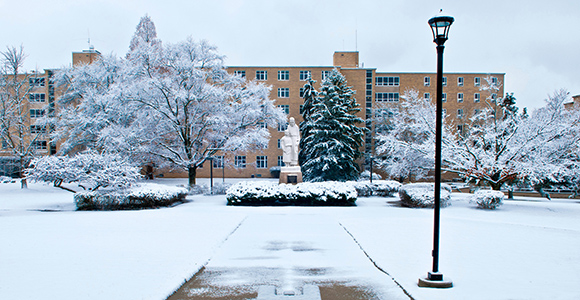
[418,272,453,288]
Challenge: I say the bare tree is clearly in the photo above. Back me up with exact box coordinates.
[0,45,49,188]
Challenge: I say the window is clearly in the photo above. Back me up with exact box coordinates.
[278,70,289,81]
[457,93,464,103]
[474,77,481,87]
[234,70,246,78]
[299,88,305,98]
[442,77,447,87]
[375,76,400,86]
[277,139,281,149]
[278,156,285,167]
[278,105,289,115]
[424,93,430,100]
[30,109,45,118]
[277,88,289,98]
[30,125,46,134]
[32,140,47,150]
[234,156,246,168]
[257,122,267,129]
[321,71,331,81]
[491,77,498,84]
[278,122,288,132]
[256,70,267,81]
[212,156,223,168]
[375,92,399,102]
[474,93,480,103]
[457,125,464,136]
[491,93,497,100]
[256,156,267,169]
[29,77,45,87]
[299,70,311,81]
[424,76,430,86]
[442,93,447,102]
[457,109,464,118]
[442,108,447,116]
[458,77,464,87]
[29,93,46,102]
[299,105,304,115]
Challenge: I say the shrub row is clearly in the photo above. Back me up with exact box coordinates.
[75,183,188,210]
[226,181,357,206]
[347,180,402,197]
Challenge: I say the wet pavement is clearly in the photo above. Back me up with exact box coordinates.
[166,213,410,300]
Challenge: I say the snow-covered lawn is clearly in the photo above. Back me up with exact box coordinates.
[1,179,579,300]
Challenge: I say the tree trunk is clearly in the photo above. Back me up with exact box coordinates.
[20,178,27,189]
[188,166,197,187]
[490,182,502,191]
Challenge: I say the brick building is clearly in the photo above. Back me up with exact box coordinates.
[0,49,504,179]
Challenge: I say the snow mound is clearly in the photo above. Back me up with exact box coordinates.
[75,183,188,210]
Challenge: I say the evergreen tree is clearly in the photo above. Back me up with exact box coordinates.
[300,69,366,182]
[298,78,317,165]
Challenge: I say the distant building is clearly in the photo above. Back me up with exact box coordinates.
[0,49,504,179]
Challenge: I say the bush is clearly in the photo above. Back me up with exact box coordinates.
[472,190,504,209]
[269,166,281,178]
[75,183,188,210]
[207,182,233,195]
[226,181,357,206]
[188,184,209,195]
[359,170,382,181]
[0,176,16,183]
[399,183,451,208]
[347,180,401,197]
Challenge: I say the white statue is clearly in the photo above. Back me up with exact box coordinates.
[281,117,300,166]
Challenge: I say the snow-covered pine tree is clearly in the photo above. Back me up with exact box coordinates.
[300,69,366,182]
[298,78,317,165]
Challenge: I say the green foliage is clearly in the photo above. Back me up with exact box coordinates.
[299,69,366,182]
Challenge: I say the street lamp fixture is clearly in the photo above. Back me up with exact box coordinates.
[419,13,454,289]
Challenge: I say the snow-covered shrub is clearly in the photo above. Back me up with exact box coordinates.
[399,183,451,208]
[0,176,16,183]
[471,190,504,209]
[269,166,281,178]
[207,183,233,195]
[359,170,383,181]
[226,181,357,206]
[26,150,141,192]
[75,183,187,210]
[188,184,209,195]
[347,180,402,197]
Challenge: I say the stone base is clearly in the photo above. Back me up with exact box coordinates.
[279,166,303,184]
[418,272,453,288]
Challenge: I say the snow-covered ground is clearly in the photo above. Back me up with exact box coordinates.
[1,179,579,300]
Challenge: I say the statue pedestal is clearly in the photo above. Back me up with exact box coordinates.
[279,166,303,184]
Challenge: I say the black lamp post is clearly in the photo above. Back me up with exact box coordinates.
[419,13,454,289]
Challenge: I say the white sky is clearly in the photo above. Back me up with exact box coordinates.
[1,0,578,109]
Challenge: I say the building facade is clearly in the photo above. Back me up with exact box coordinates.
[190,51,504,179]
[0,49,504,179]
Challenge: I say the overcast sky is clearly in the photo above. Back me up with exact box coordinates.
[1,0,578,109]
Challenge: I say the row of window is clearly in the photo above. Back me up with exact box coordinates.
[424,76,497,87]
[423,92,496,103]
[235,70,331,81]
[228,155,287,168]
[1,139,49,150]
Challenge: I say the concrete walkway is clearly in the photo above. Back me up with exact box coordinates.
[167,212,411,300]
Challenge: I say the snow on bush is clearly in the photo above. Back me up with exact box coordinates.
[75,183,188,210]
[226,181,357,206]
[471,189,504,209]
[347,180,401,197]
[359,170,383,181]
[399,183,451,208]
[26,150,141,192]
[0,176,16,183]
